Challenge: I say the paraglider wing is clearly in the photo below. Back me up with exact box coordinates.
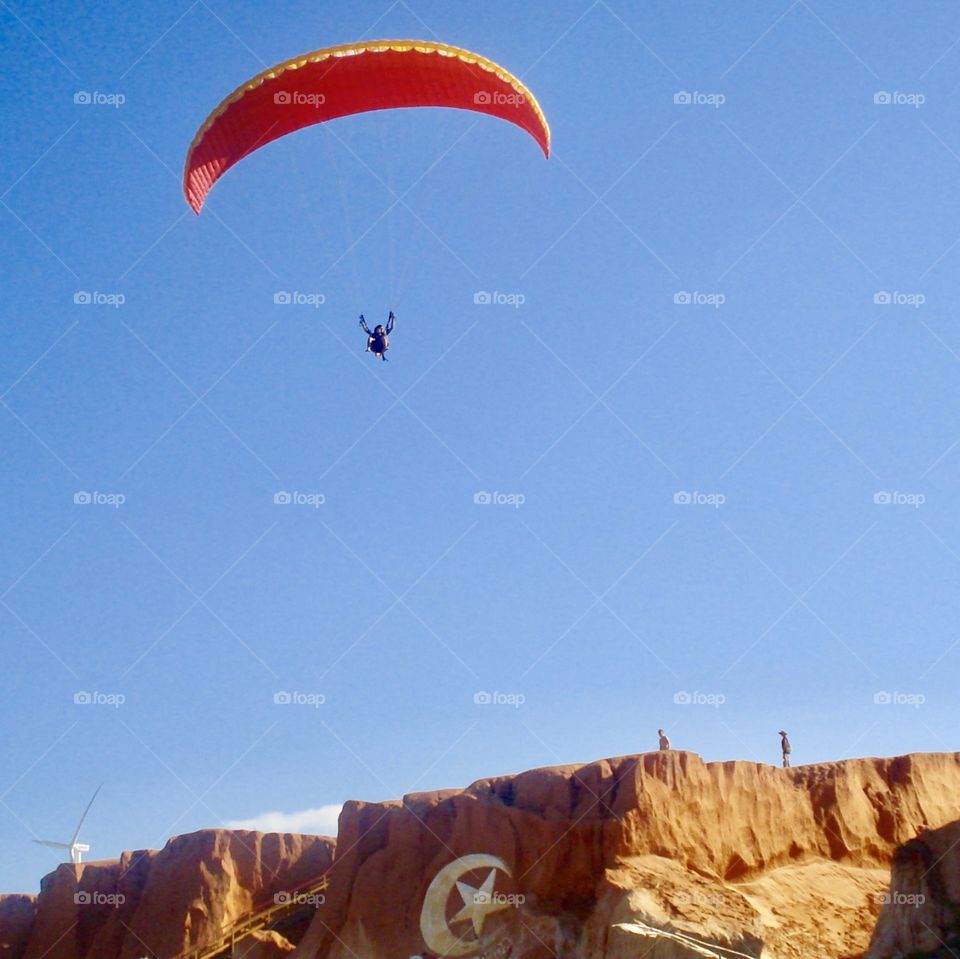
[184,40,551,213]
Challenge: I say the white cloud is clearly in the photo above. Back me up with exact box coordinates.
[223,803,342,837]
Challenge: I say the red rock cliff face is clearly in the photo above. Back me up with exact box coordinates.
[18,830,333,959]
[293,751,960,959]
[866,818,960,958]
[0,895,36,959]
[8,752,960,959]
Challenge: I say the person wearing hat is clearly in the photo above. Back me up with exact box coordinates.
[779,730,792,768]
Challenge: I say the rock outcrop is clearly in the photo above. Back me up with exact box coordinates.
[7,751,960,959]
[294,750,960,959]
[0,896,36,958]
[866,818,960,958]
[234,929,298,958]
[11,830,333,959]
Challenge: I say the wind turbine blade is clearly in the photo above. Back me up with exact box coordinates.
[70,783,103,847]
[33,840,71,850]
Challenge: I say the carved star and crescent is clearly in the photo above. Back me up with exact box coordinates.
[452,867,512,936]
[419,854,514,957]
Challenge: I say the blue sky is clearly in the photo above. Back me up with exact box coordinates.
[2,0,960,893]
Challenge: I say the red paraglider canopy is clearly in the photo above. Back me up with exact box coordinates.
[184,39,551,213]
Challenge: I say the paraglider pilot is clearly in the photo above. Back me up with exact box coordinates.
[360,312,395,360]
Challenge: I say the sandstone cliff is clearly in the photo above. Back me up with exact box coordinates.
[0,896,36,959]
[294,750,960,959]
[866,817,960,958]
[8,830,333,959]
[6,751,960,959]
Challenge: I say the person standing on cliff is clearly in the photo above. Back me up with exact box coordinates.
[779,730,791,768]
[658,729,671,751]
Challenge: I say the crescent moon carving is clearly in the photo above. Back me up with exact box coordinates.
[419,853,512,957]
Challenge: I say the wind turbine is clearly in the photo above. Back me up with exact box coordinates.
[34,784,102,864]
